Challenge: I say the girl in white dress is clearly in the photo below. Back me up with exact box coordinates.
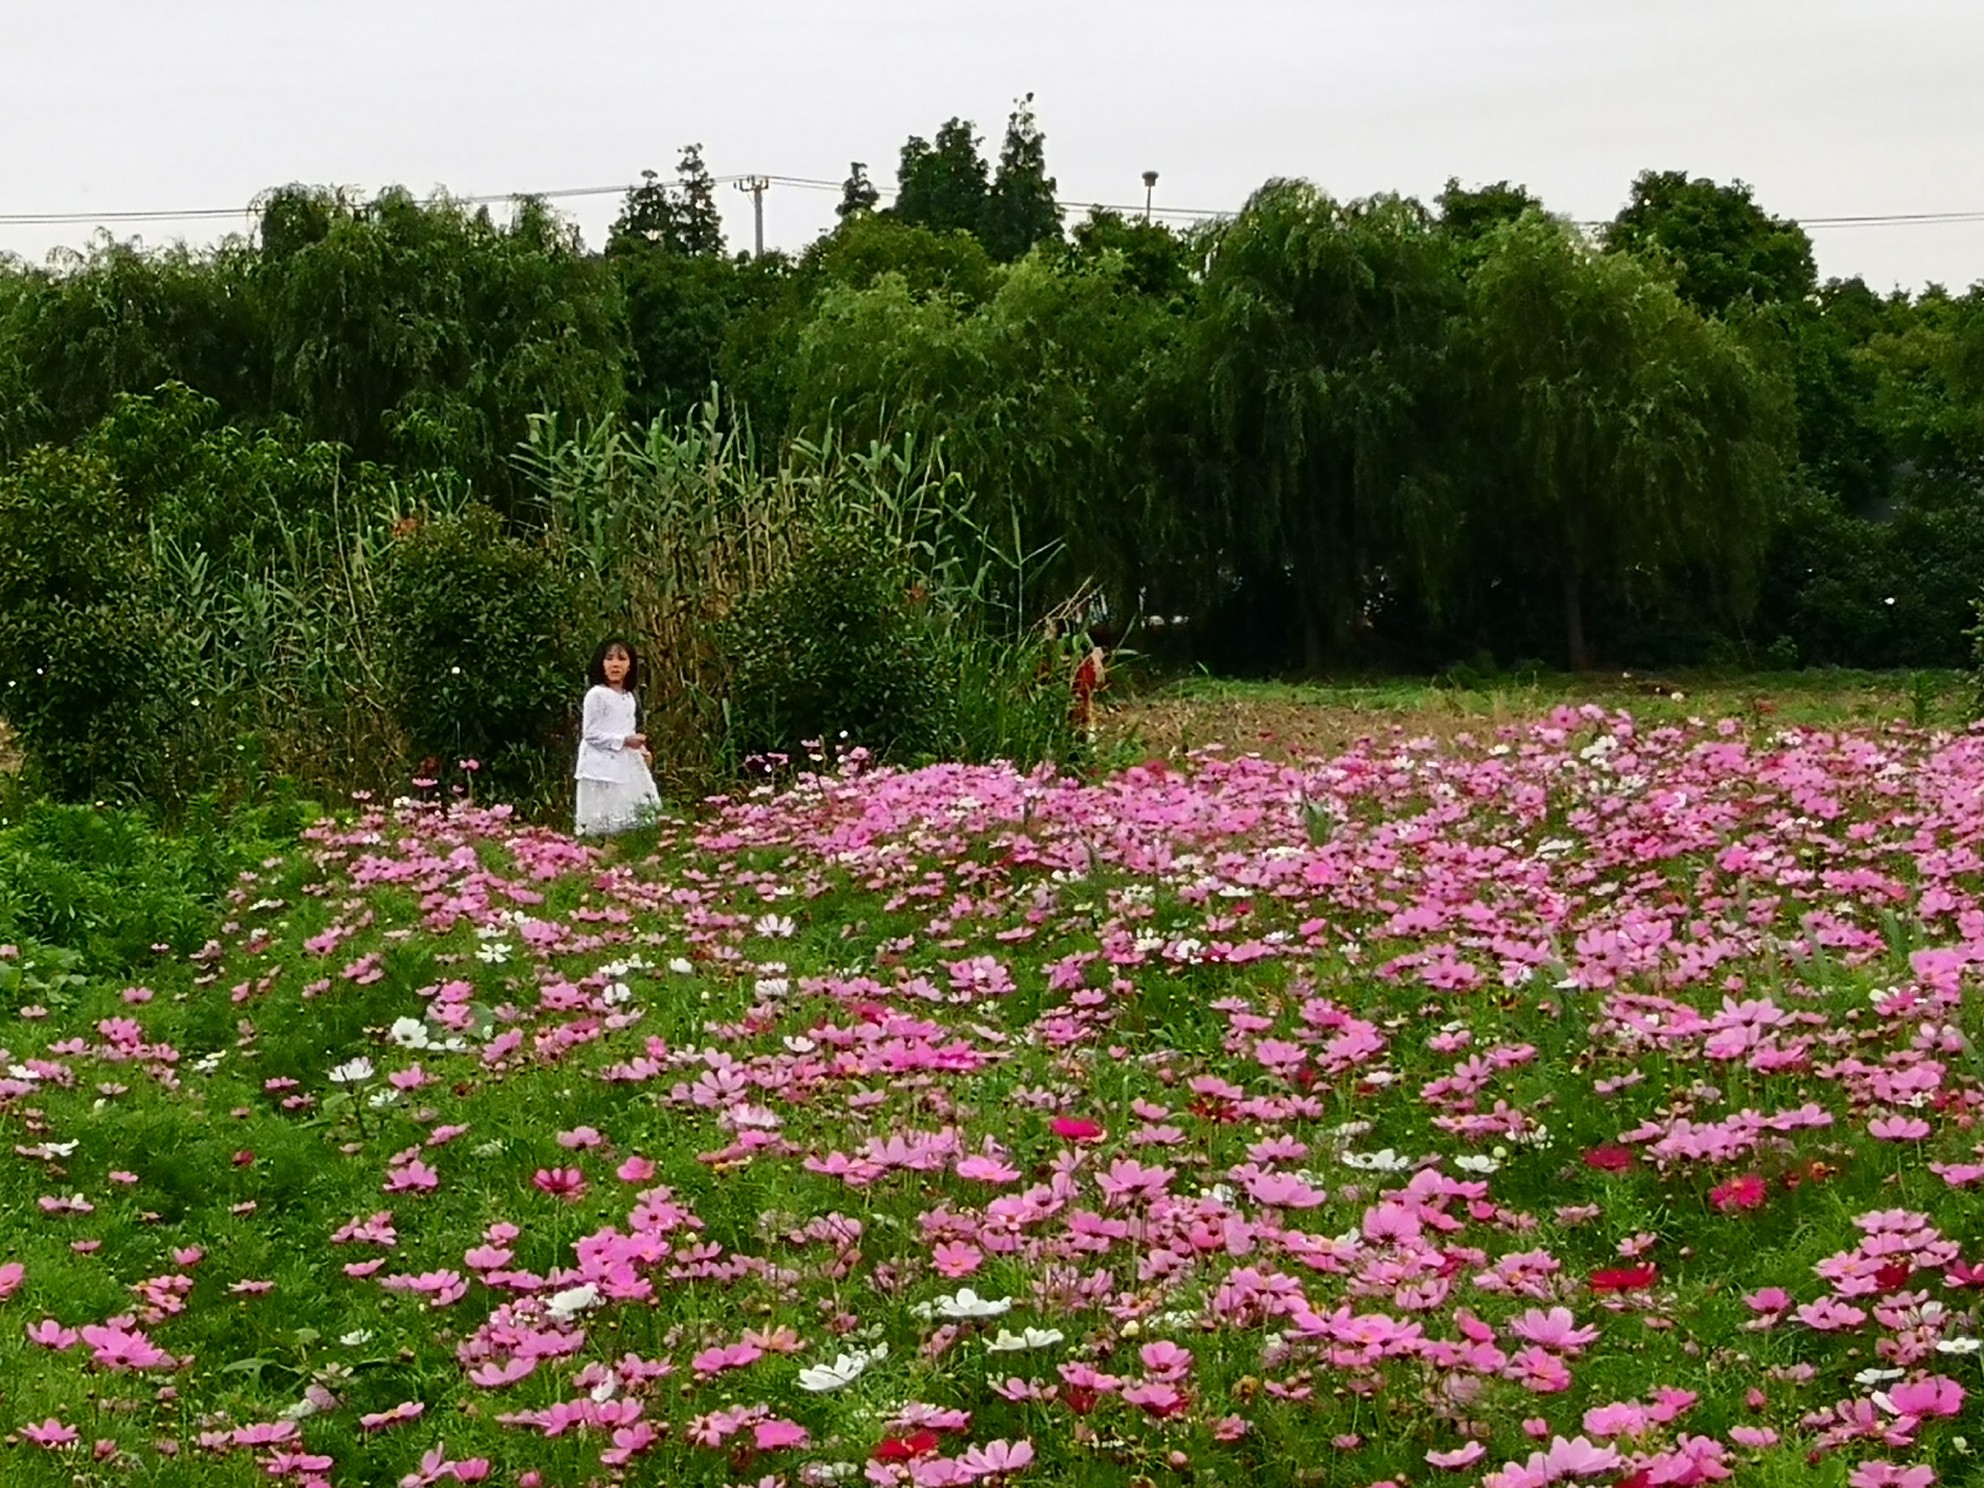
[573,638,663,837]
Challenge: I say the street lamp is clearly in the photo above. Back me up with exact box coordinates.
[1141,170,1159,223]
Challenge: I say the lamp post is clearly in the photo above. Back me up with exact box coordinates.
[1141,170,1159,223]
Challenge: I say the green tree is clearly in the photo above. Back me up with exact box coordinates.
[1464,213,1791,668]
[255,187,626,501]
[0,237,269,458]
[1436,178,1543,270]
[789,252,1188,618]
[671,143,726,258]
[609,147,726,259]
[1069,209,1193,300]
[895,119,990,238]
[838,162,881,220]
[613,250,743,428]
[1604,170,1817,318]
[1190,182,1463,667]
[979,94,1062,262]
[607,170,681,255]
[0,446,187,799]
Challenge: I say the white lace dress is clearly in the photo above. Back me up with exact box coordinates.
[573,685,661,837]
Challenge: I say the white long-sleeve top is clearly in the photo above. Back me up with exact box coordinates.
[575,685,647,783]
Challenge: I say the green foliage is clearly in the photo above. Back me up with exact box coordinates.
[720,521,951,762]
[0,444,196,800]
[1604,170,1818,319]
[256,187,626,501]
[374,505,582,796]
[0,238,269,460]
[979,94,1063,262]
[894,117,991,238]
[1462,212,1790,668]
[837,161,881,220]
[608,146,726,259]
[1192,182,1462,665]
[0,796,308,980]
[1068,209,1193,300]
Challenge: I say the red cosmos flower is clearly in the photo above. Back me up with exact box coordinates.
[872,1430,940,1462]
[1050,1117,1105,1143]
[1582,1144,1637,1173]
[1709,1173,1767,1212]
[1873,1262,1912,1294]
[1589,1263,1659,1294]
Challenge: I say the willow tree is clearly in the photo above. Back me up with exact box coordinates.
[787,251,1187,623]
[1464,213,1791,669]
[1192,182,1461,668]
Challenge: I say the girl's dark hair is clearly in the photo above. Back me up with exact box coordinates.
[588,637,642,691]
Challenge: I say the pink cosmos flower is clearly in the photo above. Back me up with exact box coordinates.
[1848,1464,1936,1488]
[1426,1442,1487,1469]
[20,1418,79,1449]
[958,1438,1035,1475]
[0,1261,23,1300]
[931,1241,984,1277]
[531,1167,586,1201]
[1049,1117,1104,1143]
[1709,1173,1767,1212]
[1506,1306,1601,1353]
[359,1400,425,1432]
[1876,1376,1964,1419]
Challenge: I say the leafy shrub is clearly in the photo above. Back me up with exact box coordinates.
[721,522,951,762]
[939,625,1087,771]
[375,504,582,798]
[0,445,196,800]
[1762,493,1984,669]
[0,797,306,977]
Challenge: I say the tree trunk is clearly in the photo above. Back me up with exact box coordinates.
[1561,563,1591,672]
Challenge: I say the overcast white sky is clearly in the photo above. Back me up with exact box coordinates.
[6,0,1983,292]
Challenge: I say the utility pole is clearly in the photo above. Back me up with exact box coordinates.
[735,175,770,256]
[1142,170,1159,223]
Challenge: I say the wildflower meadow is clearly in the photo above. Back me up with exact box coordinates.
[3,707,1983,1488]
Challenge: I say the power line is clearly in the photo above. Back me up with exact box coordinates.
[5,178,1984,233]
[0,176,1234,229]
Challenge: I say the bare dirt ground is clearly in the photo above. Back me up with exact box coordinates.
[1097,671,1973,763]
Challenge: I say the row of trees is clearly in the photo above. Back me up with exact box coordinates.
[4,101,1984,675]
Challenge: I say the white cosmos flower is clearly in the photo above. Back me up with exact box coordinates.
[1854,1367,1905,1385]
[388,1017,433,1050]
[546,1284,601,1322]
[328,1057,375,1085]
[1937,1337,1982,1355]
[935,1288,1014,1320]
[986,1327,1064,1352]
[669,957,695,975]
[339,1329,373,1347]
[753,913,796,939]
[1452,1154,1501,1174]
[797,1342,886,1392]
[1340,1148,1412,1173]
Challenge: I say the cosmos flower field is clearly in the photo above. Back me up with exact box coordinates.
[3,707,1983,1488]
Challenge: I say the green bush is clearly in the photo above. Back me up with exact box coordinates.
[0,445,198,801]
[939,626,1087,771]
[721,521,951,763]
[0,797,308,980]
[375,504,582,799]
